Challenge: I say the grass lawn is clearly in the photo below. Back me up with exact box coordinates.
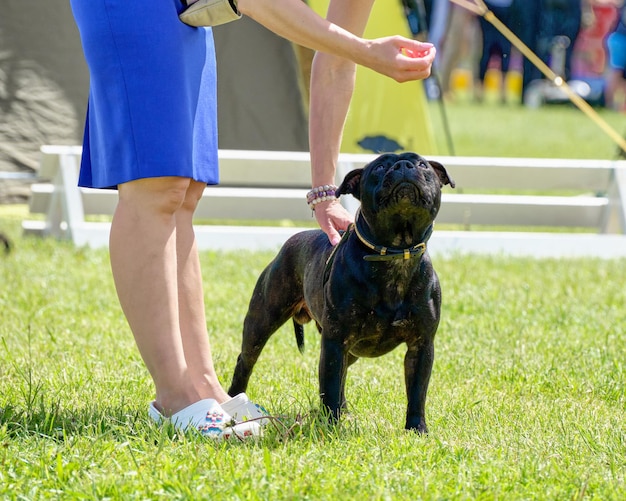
[1,102,626,499]
[1,205,625,499]
[426,100,626,159]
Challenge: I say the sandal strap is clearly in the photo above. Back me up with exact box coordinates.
[222,393,269,425]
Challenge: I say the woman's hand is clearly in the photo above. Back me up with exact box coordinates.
[361,38,436,83]
[314,199,354,246]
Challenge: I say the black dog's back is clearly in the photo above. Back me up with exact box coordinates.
[282,229,334,353]
[228,229,332,394]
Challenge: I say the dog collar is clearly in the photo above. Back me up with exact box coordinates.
[353,215,432,262]
[322,215,431,286]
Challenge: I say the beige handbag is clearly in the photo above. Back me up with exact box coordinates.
[179,0,242,27]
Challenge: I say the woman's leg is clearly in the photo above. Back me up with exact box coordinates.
[109,176,220,416]
[174,179,230,403]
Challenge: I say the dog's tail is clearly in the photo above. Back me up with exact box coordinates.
[293,319,305,354]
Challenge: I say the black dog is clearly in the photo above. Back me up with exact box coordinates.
[229,152,454,433]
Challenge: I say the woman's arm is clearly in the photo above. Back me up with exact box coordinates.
[308,0,376,244]
[237,0,435,244]
[237,0,435,82]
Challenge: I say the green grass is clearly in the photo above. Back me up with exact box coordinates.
[1,205,625,500]
[427,100,626,159]
[1,102,625,499]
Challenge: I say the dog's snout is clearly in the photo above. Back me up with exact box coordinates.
[393,160,416,171]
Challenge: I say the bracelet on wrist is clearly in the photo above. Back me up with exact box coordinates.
[306,184,338,210]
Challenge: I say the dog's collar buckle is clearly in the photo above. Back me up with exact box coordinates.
[362,241,427,262]
[353,216,431,262]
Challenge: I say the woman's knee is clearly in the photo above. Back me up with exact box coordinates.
[179,180,207,215]
[118,176,193,215]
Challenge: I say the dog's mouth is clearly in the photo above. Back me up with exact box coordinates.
[390,182,421,205]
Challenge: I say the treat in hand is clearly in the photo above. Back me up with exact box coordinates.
[401,47,431,58]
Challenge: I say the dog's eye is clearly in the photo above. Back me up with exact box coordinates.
[374,163,385,172]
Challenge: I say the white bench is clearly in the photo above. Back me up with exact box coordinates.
[21,145,626,257]
[435,155,626,233]
[22,146,326,250]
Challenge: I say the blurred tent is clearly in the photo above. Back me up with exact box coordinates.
[309,0,437,154]
[212,18,310,151]
[0,0,435,203]
[0,0,87,181]
[0,0,309,184]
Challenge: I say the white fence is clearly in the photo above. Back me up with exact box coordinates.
[21,145,626,258]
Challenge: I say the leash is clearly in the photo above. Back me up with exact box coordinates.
[323,226,351,286]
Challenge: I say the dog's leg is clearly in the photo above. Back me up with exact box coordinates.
[228,307,293,396]
[404,341,434,433]
[318,336,348,421]
[339,353,358,410]
[228,335,266,397]
[229,252,308,396]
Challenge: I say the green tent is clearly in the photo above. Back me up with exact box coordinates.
[310,0,437,154]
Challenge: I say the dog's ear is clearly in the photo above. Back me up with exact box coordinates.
[336,168,363,200]
[428,160,456,189]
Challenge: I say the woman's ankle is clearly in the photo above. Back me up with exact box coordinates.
[193,376,230,404]
[155,387,205,417]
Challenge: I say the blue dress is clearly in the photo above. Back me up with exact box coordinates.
[70,0,219,188]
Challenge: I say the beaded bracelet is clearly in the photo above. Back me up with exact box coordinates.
[306,184,338,210]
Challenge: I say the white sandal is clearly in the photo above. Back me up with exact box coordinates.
[148,398,261,440]
[221,393,269,426]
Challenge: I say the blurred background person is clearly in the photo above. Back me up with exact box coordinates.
[431,0,481,98]
[605,1,626,110]
[476,0,515,102]
[528,0,583,84]
[510,0,542,100]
